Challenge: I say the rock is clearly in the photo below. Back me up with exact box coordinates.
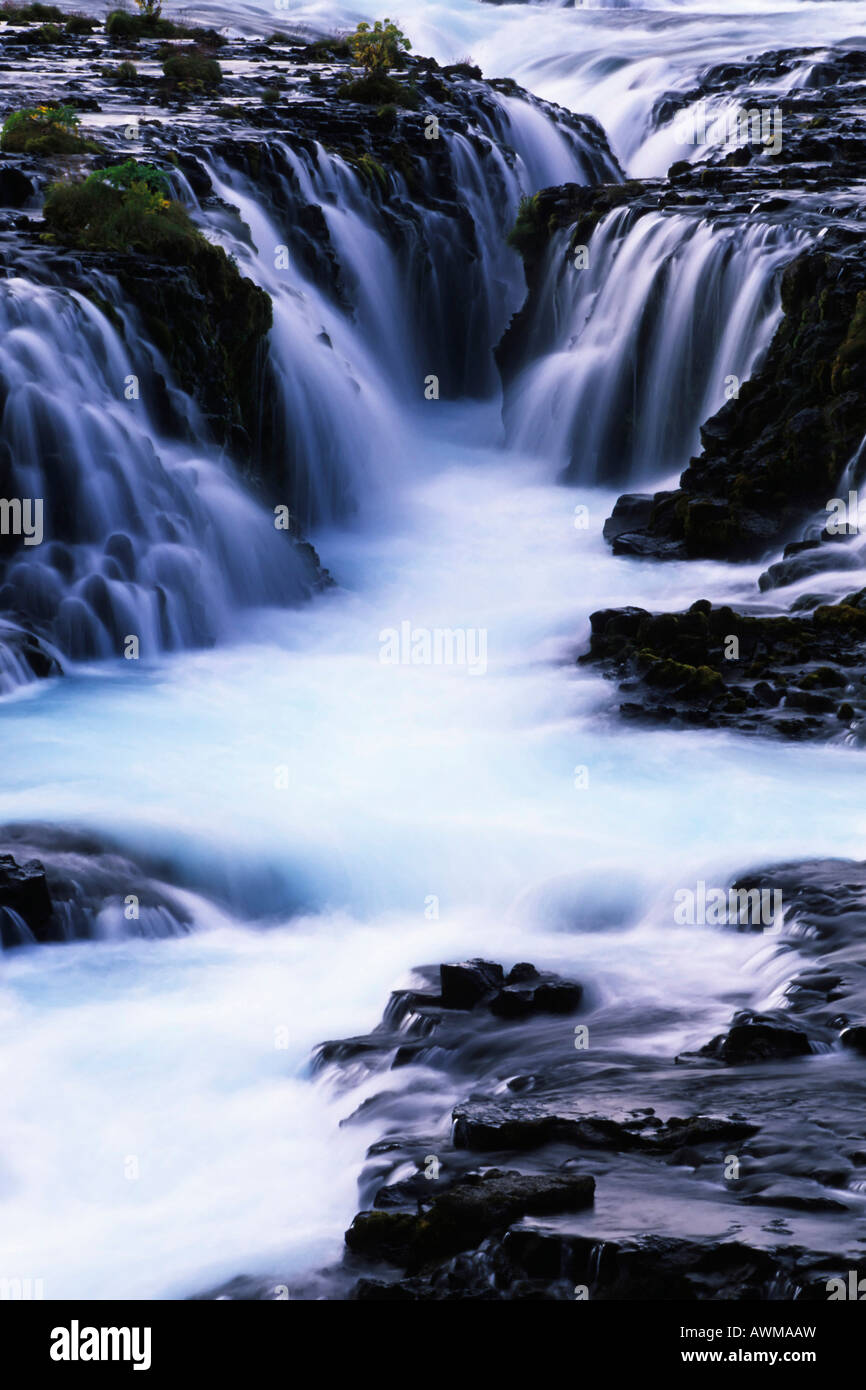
[452,1101,759,1154]
[345,1168,595,1267]
[602,493,654,542]
[579,592,866,741]
[699,1011,812,1064]
[840,1025,866,1053]
[439,958,504,1009]
[0,166,35,208]
[0,853,55,946]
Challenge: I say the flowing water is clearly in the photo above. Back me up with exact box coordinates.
[1,0,864,1298]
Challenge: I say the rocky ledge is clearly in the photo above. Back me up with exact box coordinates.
[197,865,866,1299]
[580,591,866,741]
[499,39,866,562]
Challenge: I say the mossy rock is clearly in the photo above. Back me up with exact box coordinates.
[162,50,222,88]
[337,72,419,109]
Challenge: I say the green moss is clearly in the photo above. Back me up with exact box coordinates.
[347,151,387,190]
[507,193,546,259]
[831,290,866,393]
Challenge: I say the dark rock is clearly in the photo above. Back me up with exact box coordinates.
[699,1011,812,1064]
[440,958,503,1009]
[0,853,55,946]
[345,1168,595,1267]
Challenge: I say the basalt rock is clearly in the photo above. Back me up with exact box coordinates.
[579,593,866,740]
[345,1168,596,1269]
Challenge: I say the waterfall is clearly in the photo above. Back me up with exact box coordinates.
[502,208,808,485]
[0,275,321,684]
[175,87,619,525]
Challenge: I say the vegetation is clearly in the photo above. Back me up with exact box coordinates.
[338,18,416,107]
[0,103,101,154]
[507,193,547,259]
[41,161,203,255]
[65,13,99,33]
[0,3,63,20]
[104,6,224,43]
[348,19,410,74]
[161,49,222,88]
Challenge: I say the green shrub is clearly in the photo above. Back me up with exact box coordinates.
[262,87,279,106]
[65,13,99,33]
[43,162,200,256]
[104,9,137,37]
[337,71,418,108]
[104,8,223,42]
[0,103,101,153]
[0,3,63,20]
[348,18,410,74]
[162,49,222,88]
[90,159,172,195]
[22,20,63,42]
[115,59,138,81]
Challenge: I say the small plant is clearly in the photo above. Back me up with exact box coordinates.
[262,87,279,106]
[0,103,101,153]
[104,8,138,37]
[339,18,416,108]
[162,48,222,89]
[348,18,410,75]
[134,0,161,16]
[90,159,171,195]
[65,13,99,33]
[31,20,63,41]
[115,59,138,82]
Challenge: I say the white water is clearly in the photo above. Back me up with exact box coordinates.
[192,0,866,172]
[504,210,807,482]
[2,0,864,1300]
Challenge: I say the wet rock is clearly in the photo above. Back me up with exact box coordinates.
[452,1101,759,1154]
[0,853,56,945]
[579,592,866,741]
[440,958,504,1009]
[699,1011,812,1064]
[345,1168,595,1267]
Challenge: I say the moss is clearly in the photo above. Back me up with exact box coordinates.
[347,151,387,191]
[831,290,866,393]
[507,193,545,259]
